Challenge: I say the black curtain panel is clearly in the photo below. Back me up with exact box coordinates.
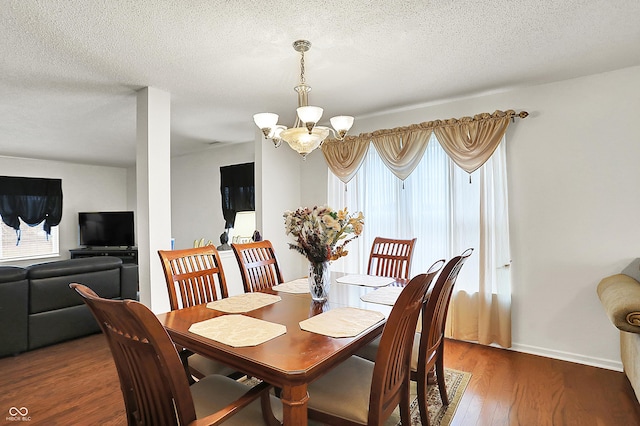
[220,162,255,229]
[0,176,63,240]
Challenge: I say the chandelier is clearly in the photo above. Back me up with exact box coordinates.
[253,40,354,159]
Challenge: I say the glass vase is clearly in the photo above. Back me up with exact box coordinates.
[309,261,330,302]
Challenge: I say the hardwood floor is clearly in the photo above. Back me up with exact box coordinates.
[0,333,638,425]
[445,339,640,426]
[0,333,125,425]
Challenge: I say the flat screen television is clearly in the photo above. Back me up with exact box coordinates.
[78,211,135,248]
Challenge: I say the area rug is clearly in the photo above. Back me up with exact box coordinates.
[392,368,471,426]
[240,368,470,426]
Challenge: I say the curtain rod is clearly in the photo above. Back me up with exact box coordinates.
[330,110,529,144]
[511,111,529,122]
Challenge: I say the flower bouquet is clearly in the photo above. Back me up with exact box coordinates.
[283,206,364,301]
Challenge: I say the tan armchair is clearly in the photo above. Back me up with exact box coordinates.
[597,258,640,403]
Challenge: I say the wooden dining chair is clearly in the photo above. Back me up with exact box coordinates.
[357,248,474,425]
[231,240,284,293]
[367,237,417,280]
[70,283,282,426]
[414,248,473,425]
[158,245,237,379]
[356,248,473,425]
[306,259,445,426]
[158,245,229,310]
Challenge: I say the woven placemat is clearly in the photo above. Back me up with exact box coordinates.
[188,314,286,347]
[206,292,281,313]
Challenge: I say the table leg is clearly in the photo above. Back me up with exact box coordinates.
[177,348,195,385]
[279,384,309,425]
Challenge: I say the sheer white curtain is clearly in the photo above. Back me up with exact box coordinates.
[448,139,512,347]
[328,134,511,347]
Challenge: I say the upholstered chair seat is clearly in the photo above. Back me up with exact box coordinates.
[306,355,374,424]
[188,354,238,377]
[306,260,445,426]
[190,375,283,424]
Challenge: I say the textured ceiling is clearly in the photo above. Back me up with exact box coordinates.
[1,0,639,167]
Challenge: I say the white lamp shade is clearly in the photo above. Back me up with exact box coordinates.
[279,126,330,157]
[330,115,354,132]
[232,211,256,243]
[296,106,323,124]
[253,113,279,129]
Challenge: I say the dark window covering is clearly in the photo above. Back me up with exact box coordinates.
[0,176,63,244]
[220,163,254,229]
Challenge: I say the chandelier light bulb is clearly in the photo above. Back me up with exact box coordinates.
[297,106,323,129]
[253,113,279,137]
[330,116,354,139]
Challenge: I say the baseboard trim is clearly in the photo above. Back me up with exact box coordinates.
[508,343,623,372]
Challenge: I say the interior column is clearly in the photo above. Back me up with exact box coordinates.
[136,87,172,313]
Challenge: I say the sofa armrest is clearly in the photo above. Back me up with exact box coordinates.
[0,267,29,356]
[597,273,640,333]
[120,263,139,300]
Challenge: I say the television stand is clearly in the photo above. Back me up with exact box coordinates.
[70,247,138,264]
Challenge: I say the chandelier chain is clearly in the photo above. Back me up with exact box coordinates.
[299,50,306,85]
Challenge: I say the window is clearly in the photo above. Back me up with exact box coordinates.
[0,176,62,262]
[328,133,485,293]
[220,162,255,229]
[1,218,59,261]
[329,133,513,346]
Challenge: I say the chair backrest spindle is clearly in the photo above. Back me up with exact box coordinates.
[232,240,283,293]
[158,245,228,311]
[367,237,417,280]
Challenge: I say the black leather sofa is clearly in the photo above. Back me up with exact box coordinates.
[0,256,138,357]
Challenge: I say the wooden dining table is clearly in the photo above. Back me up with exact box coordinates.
[156,272,406,425]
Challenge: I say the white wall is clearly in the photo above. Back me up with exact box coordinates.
[506,66,639,369]
[299,149,329,207]
[126,166,137,211]
[0,156,130,267]
[297,65,640,370]
[170,142,253,250]
[169,134,316,288]
[256,130,308,281]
